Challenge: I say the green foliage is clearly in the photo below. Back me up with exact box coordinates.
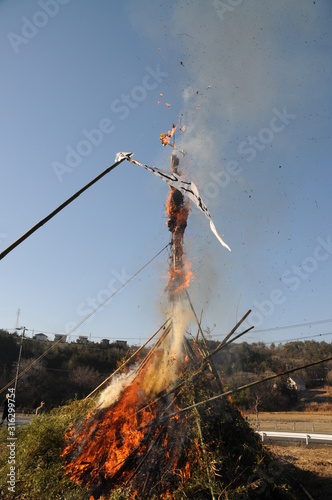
[0,361,311,499]
[0,399,93,499]
[0,330,132,410]
[206,338,332,411]
[108,488,130,499]
[0,328,331,413]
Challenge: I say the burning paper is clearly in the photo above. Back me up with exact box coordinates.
[160,124,177,146]
[115,152,231,252]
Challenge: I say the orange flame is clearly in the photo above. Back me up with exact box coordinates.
[160,124,177,146]
[165,187,192,301]
[62,351,194,498]
[62,374,158,488]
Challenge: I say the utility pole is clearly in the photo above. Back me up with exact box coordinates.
[15,308,21,330]
[14,326,25,394]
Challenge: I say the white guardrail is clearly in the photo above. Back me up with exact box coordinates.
[256,430,332,445]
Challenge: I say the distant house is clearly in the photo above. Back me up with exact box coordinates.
[287,377,306,391]
[54,334,67,343]
[76,335,89,344]
[99,339,110,346]
[33,333,48,342]
[115,340,128,348]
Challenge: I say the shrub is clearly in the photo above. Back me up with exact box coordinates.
[0,399,93,499]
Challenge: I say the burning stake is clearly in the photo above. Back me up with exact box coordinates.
[166,153,192,302]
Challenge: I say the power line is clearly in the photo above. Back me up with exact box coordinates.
[250,318,332,334]
[0,243,170,396]
[265,331,332,345]
[207,318,332,342]
[209,330,332,345]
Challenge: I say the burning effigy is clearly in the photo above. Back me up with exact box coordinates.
[62,139,301,499]
[165,152,192,301]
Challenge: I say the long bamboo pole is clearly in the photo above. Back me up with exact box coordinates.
[85,317,171,399]
[136,310,253,415]
[133,322,173,375]
[186,290,223,392]
[166,354,332,418]
[0,157,126,261]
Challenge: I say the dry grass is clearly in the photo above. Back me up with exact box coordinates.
[244,410,332,433]
[243,404,332,499]
[265,442,332,478]
[300,385,332,412]
[264,442,332,500]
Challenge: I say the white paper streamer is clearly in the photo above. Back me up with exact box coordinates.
[115,152,231,252]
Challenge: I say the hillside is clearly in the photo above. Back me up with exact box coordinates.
[0,328,331,411]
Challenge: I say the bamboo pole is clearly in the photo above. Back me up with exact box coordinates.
[186,291,206,352]
[224,326,254,346]
[186,290,223,392]
[190,309,252,375]
[136,310,254,415]
[194,405,216,500]
[0,157,126,261]
[132,322,173,375]
[213,309,252,351]
[85,317,171,399]
[166,354,332,418]
[195,309,204,342]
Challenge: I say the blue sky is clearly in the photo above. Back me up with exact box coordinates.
[1,0,332,346]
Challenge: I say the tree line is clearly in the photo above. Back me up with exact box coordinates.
[0,329,132,411]
[0,329,331,412]
[211,338,332,411]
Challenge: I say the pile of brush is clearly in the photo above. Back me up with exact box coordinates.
[62,314,304,499]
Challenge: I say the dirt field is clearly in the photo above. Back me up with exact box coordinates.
[244,410,332,433]
[265,442,332,499]
[244,410,332,498]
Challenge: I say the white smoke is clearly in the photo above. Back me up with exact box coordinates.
[97,366,138,409]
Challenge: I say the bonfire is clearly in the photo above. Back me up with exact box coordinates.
[62,140,303,499]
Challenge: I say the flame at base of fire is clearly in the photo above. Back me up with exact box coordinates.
[63,152,199,498]
[62,310,195,498]
[62,367,194,499]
